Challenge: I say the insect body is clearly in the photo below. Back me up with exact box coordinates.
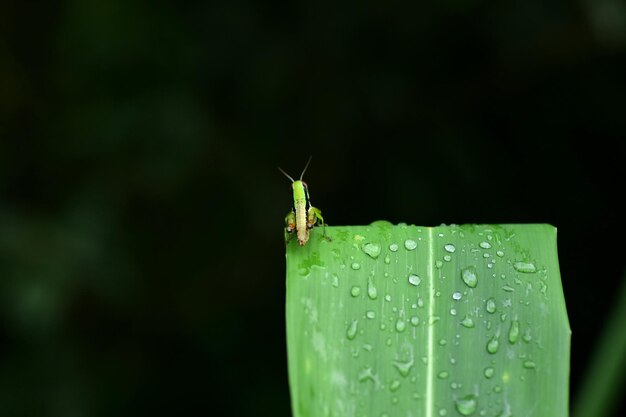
[278,157,325,246]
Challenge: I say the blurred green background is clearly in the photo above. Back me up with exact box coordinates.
[1,0,625,416]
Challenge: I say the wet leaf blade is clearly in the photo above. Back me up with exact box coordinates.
[286,223,570,417]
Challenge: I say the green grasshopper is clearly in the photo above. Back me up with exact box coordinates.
[278,157,326,246]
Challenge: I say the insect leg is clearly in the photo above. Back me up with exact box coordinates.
[285,211,296,232]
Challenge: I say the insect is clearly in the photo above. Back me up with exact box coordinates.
[278,156,326,246]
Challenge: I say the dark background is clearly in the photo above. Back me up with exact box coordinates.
[1,0,625,416]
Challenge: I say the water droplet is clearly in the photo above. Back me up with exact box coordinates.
[485,298,496,313]
[484,367,495,379]
[502,285,515,292]
[461,266,478,288]
[351,286,361,297]
[493,385,502,393]
[508,320,520,344]
[366,311,376,319]
[496,250,504,257]
[438,371,449,379]
[455,394,477,415]
[390,379,401,392]
[523,360,536,369]
[443,255,452,262]
[332,273,339,287]
[523,330,532,343]
[389,243,399,252]
[450,308,457,316]
[384,254,391,264]
[385,294,392,302]
[361,242,381,259]
[439,338,447,346]
[404,239,417,250]
[444,244,456,253]
[392,358,414,377]
[429,315,440,325]
[410,316,420,326]
[479,241,492,249]
[386,338,392,346]
[408,274,421,286]
[487,336,500,354]
[439,408,448,416]
[460,315,475,328]
[452,291,462,300]
[513,262,536,273]
[396,319,406,332]
[346,320,358,340]
[368,277,378,300]
[351,262,361,270]
[358,367,377,383]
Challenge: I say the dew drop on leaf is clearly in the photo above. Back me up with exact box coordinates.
[367,277,378,300]
[461,266,478,288]
[351,286,361,297]
[523,360,536,369]
[487,336,500,354]
[346,320,358,340]
[395,319,406,332]
[408,274,421,286]
[455,394,477,415]
[392,358,414,377]
[361,242,381,259]
[513,262,536,273]
[508,320,520,344]
[389,379,401,392]
[461,315,475,328]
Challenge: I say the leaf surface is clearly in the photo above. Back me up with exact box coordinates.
[286,223,570,417]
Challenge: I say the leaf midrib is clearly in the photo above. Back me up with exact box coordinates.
[426,227,435,417]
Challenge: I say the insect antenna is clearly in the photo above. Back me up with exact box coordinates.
[299,155,313,180]
[277,166,295,182]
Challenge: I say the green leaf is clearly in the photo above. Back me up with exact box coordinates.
[286,223,570,417]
